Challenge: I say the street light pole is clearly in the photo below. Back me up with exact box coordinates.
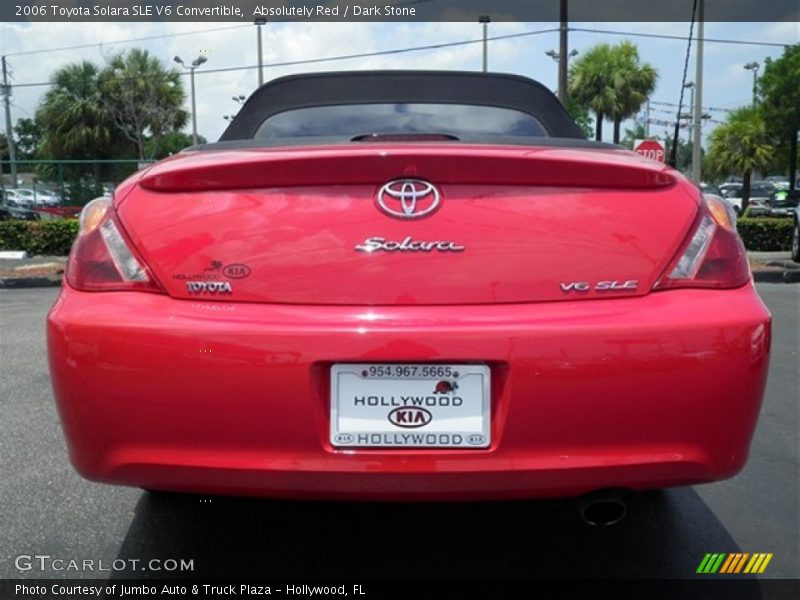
[691,0,704,183]
[558,0,569,106]
[478,16,491,72]
[174,55,208,146]
[190,67,197,144]
[744,62,759,106]
[255,18,267,87]
[545,49,578,101]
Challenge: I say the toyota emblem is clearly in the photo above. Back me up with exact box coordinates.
[377,179,441,219]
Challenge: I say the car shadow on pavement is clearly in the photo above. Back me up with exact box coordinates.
[110,485,760,596]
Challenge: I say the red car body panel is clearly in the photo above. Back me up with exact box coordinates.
[46,72,772,500]
[48,281,770,500]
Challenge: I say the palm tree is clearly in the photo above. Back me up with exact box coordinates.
[100,49,188,160]
[569,42,657,144]
[35,61,116,160]
[608,42,657,144]
[707,107,773,213]
[620,123,646,150]
[568,44,618,141]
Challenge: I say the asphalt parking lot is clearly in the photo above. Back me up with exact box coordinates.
[0,285,797,587]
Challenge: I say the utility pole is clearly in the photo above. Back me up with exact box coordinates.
[558,0,569,106]
[478,16,491,72]
[644,99,650,138]
[2,56,18,187]
[255,18,267,87]
[691,0,704,183]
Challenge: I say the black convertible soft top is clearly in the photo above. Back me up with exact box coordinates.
[218,70,585,142]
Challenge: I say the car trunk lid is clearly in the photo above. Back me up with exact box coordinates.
[118,144,698,305]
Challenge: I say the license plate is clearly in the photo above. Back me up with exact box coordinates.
[330,363,490,448]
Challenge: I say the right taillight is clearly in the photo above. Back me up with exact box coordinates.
[654,196,750,290]
[66,197,164,293]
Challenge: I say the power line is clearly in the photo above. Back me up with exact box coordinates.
[9,27,559,89]
[571,27,792,49]
[650,100,732,113]
[3,24,251,57]
[193,28,559,76]
[9,101,33,117]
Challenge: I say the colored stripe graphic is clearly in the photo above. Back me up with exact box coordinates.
[710,554,726,573]
[697,553,727,573]
[758,554,773,573]
[745,554,761,573]
[698,552,772,574]
[697,554,713,573]
[719,554,736,573]
[734,553,750,573]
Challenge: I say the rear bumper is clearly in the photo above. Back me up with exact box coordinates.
[47,285,771,500]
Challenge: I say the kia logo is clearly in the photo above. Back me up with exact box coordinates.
[222,263,251,279]
[388,407,433,428]
[377,179,440,219]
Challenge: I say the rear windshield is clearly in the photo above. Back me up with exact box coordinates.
[255,103,547,139]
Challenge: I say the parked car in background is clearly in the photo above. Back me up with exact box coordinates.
[765,189,799,217]
[721,181,777,216]
[35,187,63,206]
[0,199,41,221]
[764,176,790,191]
[5,186,60,207]
[4,189,33,207]
[699,183,723,197]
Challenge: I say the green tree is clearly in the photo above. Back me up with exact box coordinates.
[146,131,206,159]
[566,96,593,139]
[664,134,700,175]
[758,44,800,189]
[100,49,188,160]
[620,123,646,150]
[568,42,657,144]
[35,61,117,161]
[706,107,773,212]
[568,43,617,141]
[14,117,42,160]
[608,42,657,144]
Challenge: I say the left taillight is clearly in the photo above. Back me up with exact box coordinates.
[66,197,164,293]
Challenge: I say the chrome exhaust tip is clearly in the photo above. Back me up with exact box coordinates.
[576,489,628,526]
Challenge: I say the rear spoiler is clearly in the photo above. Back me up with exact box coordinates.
[139,144,677,193]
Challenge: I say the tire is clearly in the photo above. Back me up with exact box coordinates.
[791,217,800,263]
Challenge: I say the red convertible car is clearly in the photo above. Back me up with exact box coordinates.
[47,71,770,519]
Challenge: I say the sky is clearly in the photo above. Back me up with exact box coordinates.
[0,20,797,145]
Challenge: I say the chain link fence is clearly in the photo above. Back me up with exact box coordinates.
[1,159,154,218]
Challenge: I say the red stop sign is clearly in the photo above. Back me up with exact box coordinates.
[634,139,666,163]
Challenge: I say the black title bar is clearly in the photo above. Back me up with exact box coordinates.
[1,1,798,22]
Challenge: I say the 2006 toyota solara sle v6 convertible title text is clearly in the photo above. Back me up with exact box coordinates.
[47,71,771,508]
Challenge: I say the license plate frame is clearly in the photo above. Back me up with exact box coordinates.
[330,363,491,449]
